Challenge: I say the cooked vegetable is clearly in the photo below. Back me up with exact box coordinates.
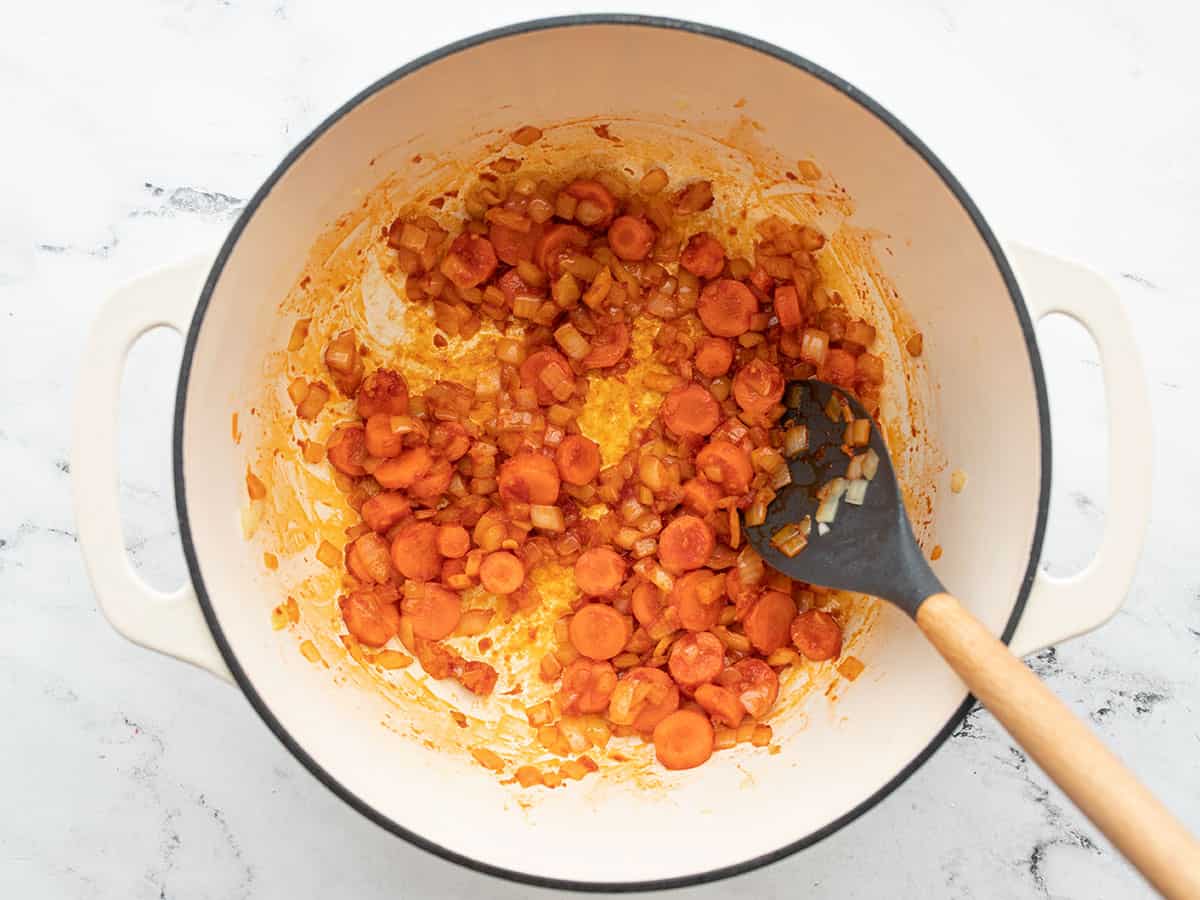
[276,161,892,776]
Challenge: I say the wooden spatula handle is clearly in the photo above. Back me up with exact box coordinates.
[917,593,1200,899]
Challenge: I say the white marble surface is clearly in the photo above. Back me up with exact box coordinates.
[3,1,1198,897]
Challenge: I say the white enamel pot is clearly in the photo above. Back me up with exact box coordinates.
[72,16,1151,891]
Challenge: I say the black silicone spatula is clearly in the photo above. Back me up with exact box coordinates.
[742,380,1199,900]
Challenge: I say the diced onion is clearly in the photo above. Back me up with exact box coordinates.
[799,328,829,365]
[495,337,526,365]
[498,409,534,431]
[632,537,658,559]
[845,419,871,447]
[316,540,341,568]
[639,454,667,491]
[615,527,641,550]
[553,273,580,307]
[845,478,868,506]
[531,504,565,531]
[751,447,786,473]
[545,404,572,427]
[636,513,663,535]
[771,523,808,557]
[620,496,645,523]
[389,415,426,437]
[815,493,841,525]
[770,466,792,490]
[737,546,765,585]
[784,425,809,457]
[846,454,864,481]
[296,382,329,420]
[825,393,846,423]
[554,323,592,360]
[513,295,542,319]
[634,558,675,592]
[399,223,428,251]
[287,377,309,405]
[861,449,880,481]
[476,366,501,398]
[287,318,311,352]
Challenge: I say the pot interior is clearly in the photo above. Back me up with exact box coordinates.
[179,21,1044,886]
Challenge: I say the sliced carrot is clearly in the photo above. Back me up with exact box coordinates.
[374,445,433,490]
[694,683,745,728]
[658,514,715,573]
[609,666,680,731]
[402,583,462,640]
[823,348,857,388]
[558,659,618,714]
[791,609,843,661]
[440,233,498,289]
[490,222,541,266]
[680,477,723,517]
[407,457,453,504]
[631,581,665,627]
[356,369,410,418]
[694,336,734,378]
[679,232,726,279]
[556,434,601,485]
[361,491,411,534]
[389,520,443,581]
[695,440,754,494]
[660,383,720,438]
[698,278,757,337]
[499,451,561,504]
[671,570,725,631]
[430,421,471,461]
[340,584,401,648]
[574,547,627,597]
[568,603,631,660]
[733,359,785,413]
[327,425,368,476]
[480,551,526,594]
[582,321,630,370]
[364,413,405,458]
[667,631,725,687]
[774,284,802,330]
[437,524,470,559]
[347,533,393,583]
[717,658,779,718]
[607,216,655,261]
[534,223,589,276]
[743,589,797,653]
[653,709,714,770]
[520,348,574,405]
[564,179,617,227]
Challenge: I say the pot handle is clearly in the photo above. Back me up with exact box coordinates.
[72,256,232,682]
[1002,242,1151,658]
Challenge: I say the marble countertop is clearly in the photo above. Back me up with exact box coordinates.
[3,1,1197,897]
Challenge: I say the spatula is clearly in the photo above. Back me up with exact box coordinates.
[743,380,1199,900]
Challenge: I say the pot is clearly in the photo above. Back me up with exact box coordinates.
[72,15,1151,891]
